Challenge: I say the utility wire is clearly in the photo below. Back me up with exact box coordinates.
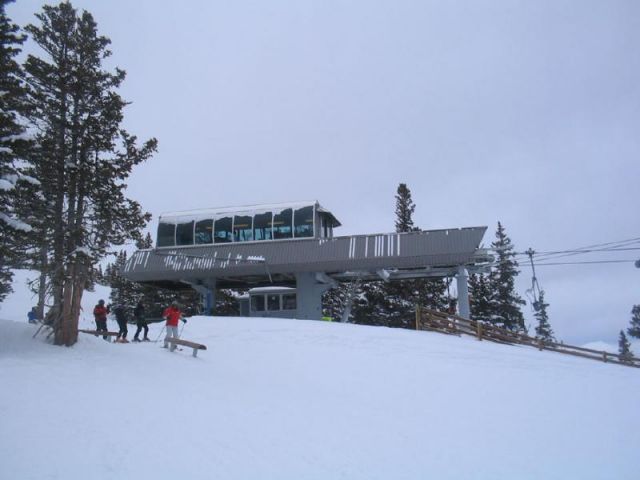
[520,259,637,267]
[511,237,640,262]
[513,244,640,256]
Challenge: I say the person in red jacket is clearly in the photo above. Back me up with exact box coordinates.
[163,301,185,350]
[93,299,110,340]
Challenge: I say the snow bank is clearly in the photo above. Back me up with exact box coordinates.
[1,315,639,479]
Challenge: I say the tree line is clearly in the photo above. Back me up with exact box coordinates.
[0,1,155,345]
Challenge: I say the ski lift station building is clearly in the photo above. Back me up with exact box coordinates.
[122,200,492,320]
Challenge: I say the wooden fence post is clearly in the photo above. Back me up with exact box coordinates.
[602,352,608,363]
[476,322,483,341]
[415,305,421,331]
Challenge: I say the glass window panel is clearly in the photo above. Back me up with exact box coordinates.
[214,216,233,243]
[267,294,280,311]
[282,294,296,310]
[251,295,265,312]
[157,222,176,247]
[233,215,253,242]
[294,206,314,238]
[273,208,293,239]
[195,219,213,244]
[253,212,273,241]
[176,221,194,246]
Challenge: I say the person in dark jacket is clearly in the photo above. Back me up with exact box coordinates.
[132,301,149,342]
[27,307,38,324]
[113,304,129,343]
[93,300,110,340]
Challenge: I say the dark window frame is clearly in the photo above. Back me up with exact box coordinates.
[176,220,195,246]
[294,206,314,238]
[273,208,293,239]
[195,219,214,245]
[157,222,176,247]
[253,212,273,241]
[282,293,297,310]
[214,216,233,243]
[267,294,280,311]
[233,215,253,242]
[251,295,265,312]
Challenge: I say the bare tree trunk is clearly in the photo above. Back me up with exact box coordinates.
[56,262,77,346]
[36,243,49,320]
[70,260,86,339]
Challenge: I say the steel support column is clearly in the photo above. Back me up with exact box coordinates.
[191,280,216,315]
[295,272,332,320]
[456,266,470,319]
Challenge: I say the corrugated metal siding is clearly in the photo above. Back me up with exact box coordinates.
[123,227,487,282]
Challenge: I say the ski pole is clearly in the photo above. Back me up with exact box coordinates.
[178,318,187,337]
[154,324,166,343]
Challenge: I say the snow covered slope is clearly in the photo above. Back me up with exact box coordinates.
[1,316,639,479]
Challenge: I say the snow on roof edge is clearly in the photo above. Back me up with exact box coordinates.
[159,201,328,221]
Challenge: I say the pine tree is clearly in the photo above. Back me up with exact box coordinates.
[533,291,554,343]
[136,232,153,250]
[215,289,241,316]
[415,279,450,312]
[627,304,640,340]
[488,222,526,331]
[0,0,35,301]
[13,141,56,318]
[323,283,349,321]
[107,251,138,312]
[395,183,417,233]
[352,281,392,327]
[388,183,446,324]
[469,273,491,323]
[23,3,157,345]
[618,330,634,364]
[372,182,420,326]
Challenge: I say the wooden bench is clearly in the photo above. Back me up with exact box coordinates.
[167,338,207,357]
[78,329,120,342]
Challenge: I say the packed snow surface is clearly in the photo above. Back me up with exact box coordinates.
[1,315,639,479]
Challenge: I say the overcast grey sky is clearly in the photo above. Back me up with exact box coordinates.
[8,0,640,344]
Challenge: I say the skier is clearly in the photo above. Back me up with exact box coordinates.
[132,301,149,342]
[163,301,185,350]
[93,300,110,340]
[27,307,38,324]
[113,304,129,343]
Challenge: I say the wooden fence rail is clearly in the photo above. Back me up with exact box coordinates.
[415,306,640,369]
